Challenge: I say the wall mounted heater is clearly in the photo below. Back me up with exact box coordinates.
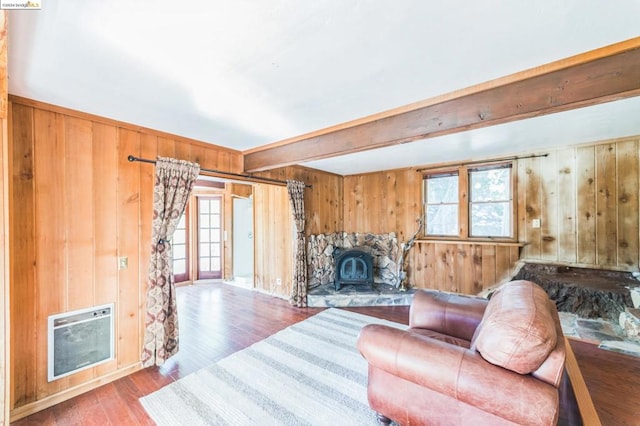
[48,303,114,382]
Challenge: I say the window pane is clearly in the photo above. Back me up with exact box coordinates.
[200,229,210,243]
[471,202,511,237]
[200,257,210,271]
[177,214,186,229]
[173,259,186,274]
[470,168,510,202]
[212,258,221,270]
[199,199,210,213]
[212,214,221,228]
[173,229,185,244]
[211,199,221,213]
[200,243,210,256]
[426,204,458,235]
[173,244,186,259]
[427,176,458,204]
[212,244,220,256]
[212,231,221,242]
[427,175,458,204]
[200,214,210,228]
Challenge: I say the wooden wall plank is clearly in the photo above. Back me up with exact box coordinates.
[481,245,497,290]
[516,159,527,243]
[457,245,471,294]
[156,137,175,158]
[64,116,95,311]
[595,144,617,266]
[557,148,577,263]
[0,12,6,118]
[495,246,511,283]
[217,151,230,172]
[0,107,7,425]
[138,133,158,350]
[471,245,483,294]
[33,109,67,398]
[521,157,542,258]
[92,122,119,378]
[63,116,96,388]
[116,129,141,368]
[203,147,220,170]
[616,139,639,268]
[10,103,37,407]
[540,152,559,260]
[174,139,191,162]
[0,25,8,416]
[190,144,206,165]
[576,146,597,264]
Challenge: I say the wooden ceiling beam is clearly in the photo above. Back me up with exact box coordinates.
[243,37,640,172]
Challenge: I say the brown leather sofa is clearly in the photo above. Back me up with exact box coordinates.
[357,280,566,425]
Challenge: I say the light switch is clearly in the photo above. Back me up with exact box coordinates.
[532,219,541,228]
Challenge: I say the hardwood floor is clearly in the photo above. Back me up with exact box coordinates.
[12,282,640,425]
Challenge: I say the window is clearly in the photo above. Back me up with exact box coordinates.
[423,163,513,239]
[469,166,512,237]
[424,173,459,236]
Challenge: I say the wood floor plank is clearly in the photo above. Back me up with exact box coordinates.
[11,282,640,425]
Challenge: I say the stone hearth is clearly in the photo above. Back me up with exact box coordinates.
[307,282,415,308]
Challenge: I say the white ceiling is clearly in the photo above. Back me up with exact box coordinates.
[8,0,640,175]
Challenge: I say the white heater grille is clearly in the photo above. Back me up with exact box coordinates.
[48,303,114,382]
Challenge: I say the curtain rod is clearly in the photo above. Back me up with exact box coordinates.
[416,153,549,172]
[127,155,312,188]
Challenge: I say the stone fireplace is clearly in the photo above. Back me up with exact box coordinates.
[306,232,402,290]
[306,232,415,307]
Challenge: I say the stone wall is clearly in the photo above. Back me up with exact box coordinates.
[307,232,401,289]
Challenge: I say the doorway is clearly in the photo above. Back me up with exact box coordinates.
[232,196,254,286]
[196,195,222,279]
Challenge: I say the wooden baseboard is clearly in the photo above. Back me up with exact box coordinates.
[9,363,142,422]
[565,337,601,426]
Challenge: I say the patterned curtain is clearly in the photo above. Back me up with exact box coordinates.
[142,157,200,367]
[287,180,307,307]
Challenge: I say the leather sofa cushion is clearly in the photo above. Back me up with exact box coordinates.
[409,328,471,349]
[471,280,557,374]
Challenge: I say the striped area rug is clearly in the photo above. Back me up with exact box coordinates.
[140,308,406,425]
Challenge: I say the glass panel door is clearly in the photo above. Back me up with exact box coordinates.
[173,208,189,283]
[197,196,222,279]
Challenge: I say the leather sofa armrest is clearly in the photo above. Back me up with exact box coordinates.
[410,290,488,341]
[358,324,559,426]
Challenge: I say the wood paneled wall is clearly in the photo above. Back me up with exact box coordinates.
[343,168,422,241]
[256,165,344,235]
[412,242,521,293]
[253,183,292,298]
[252,166,343,299]
[0,11,9,425]
[518,136,640,270]
[340,135,640,293]
[8,98,243,416]
[342,168,519,292]
[0,115,8,426]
